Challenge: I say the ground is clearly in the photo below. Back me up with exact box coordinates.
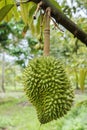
[0,90,87,130]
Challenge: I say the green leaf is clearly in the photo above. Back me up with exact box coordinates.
[0,4,14,22]
[12,5,20,21]
[30,21,35,35]
[79,68,87,92]
[35,15,41,35]
[20,3,29,25]
[28,4,37,25]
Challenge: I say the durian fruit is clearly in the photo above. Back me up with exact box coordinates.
[23,56,74,124]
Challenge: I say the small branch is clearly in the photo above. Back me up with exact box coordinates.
[50,17,64,32]
[46,7,51,17]
[33,1,43,19]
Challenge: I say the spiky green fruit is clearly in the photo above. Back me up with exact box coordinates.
[23,56,74,124]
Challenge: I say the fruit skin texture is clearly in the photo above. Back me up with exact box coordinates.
[23,56,74,124]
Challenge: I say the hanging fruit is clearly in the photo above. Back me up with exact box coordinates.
[23,56,74,124]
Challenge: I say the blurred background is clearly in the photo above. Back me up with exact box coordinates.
[0,0,87,130]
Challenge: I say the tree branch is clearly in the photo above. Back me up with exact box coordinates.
[16,0,87,46]
[44,0,87,46]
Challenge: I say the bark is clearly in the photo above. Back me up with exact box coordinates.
[17,0,87,46]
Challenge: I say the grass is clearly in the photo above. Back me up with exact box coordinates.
[0,94,40,130]
[0,92,87,130]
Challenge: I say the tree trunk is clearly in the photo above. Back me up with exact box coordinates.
[1,51,5,92]
[43,8,51,56]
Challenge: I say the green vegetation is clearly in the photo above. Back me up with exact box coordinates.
[0,92,87,130]
[0,0,87,130]
[0,94,39,130]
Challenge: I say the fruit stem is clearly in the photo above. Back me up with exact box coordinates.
[43,7,51,56]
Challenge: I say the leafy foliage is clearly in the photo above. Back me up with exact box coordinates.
[0,0,19,22]
[0,4,14,22]
[50,23,87,90]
